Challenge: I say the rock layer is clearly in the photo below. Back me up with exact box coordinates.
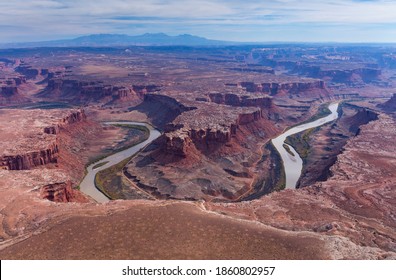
[15,64,40,79]
[378,93,396,112]
[238,80,330,98]
[40,181,85,203]
[40,76,139,104]
[0,109,86,170]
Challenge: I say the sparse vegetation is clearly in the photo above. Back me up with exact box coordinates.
[86,124,149,167]
[93,124,152,200]
[95,156,132,199]
[92,161,109,169]
[268,141,286,192]
[112,123,150,133]
[282,144,295,156]
[285,127,317,163]
[289,103,332,129]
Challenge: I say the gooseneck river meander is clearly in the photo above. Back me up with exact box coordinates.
[271,102,339,189]
[79,122,161,203]
[81,104,338,202]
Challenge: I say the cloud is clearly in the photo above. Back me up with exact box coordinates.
[0,0,395,43]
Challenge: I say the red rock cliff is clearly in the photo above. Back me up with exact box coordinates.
[238,80,329,98]
[40,181,88,203]
[293,64,382,83]
[0,110,85,170]
[208,92,272,108]
[162,107,263,157]
[43,109,87,134]
[1,143,59,170]
[379,94,396,112]
[40,78,138,104]
[15,64,40,79]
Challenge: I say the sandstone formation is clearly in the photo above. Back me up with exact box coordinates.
[15,63,40,79]
[162,105,263,157]
[208,114,396,259]
[291,104,379,188]
[293,64,382,84]
[378,93,396,112]
[132,84,161,98]
[0,76,29,105]
[0,109,86,170]
[238,80,329,97]
[1,143,59,170]
[40,181,84,203]
[40,77,139,104]
[208,92,272,108]
[126,91,279,201]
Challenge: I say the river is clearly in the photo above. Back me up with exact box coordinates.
[271,103,339,189]
[79,122,161,203]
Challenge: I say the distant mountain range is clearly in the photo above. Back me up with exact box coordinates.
[0,33,239,48]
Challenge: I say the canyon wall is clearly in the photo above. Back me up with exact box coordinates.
[378,93,396,112]
[40,181,88,203]
[162,107,263,157]
[293,64,381,83]
[0,76,28,105]
[15,64,40,79]
[0,143,59,170]
[208,92,272,108]
[238,80,329,97]
[143,93,196,112]
[43,110,87,134]
[0,110,86,170]
[40,77,139,104]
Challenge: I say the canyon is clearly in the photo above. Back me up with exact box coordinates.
[0,44,395,259]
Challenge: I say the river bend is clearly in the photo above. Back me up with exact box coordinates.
[79,122,161,203]
[271,103,339,189]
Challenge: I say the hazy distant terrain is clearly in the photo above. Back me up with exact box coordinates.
[0,33,236,49]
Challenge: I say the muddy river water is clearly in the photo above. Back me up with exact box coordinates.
[271,103,339,189]
[81,105,338,202]
[79,122,161,203]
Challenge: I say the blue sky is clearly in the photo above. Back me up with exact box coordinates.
[1,0,396,43]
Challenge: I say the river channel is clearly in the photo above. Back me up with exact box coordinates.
[79,122,161,203]
[271,103,339,189]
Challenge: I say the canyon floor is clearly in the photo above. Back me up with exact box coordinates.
[0,45,395,259]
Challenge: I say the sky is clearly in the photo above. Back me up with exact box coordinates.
[1,0,396,43]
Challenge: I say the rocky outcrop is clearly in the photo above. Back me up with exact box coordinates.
[334,93,360,99]
[162,107,263,157]
[40,181,88,203]
[228,67,275,74]
[132,84,161,98]
[0,110,85,170]
[378,94,396,112]
[162,132,195,157]
[144,93,195,112]
[43,110,86,135]
[208,92,272,108]
[0,143,59,170]
[237,110,263,124]
[0,76,26,86]
[0,85,18,96]
[15,64,40,79]
[238,80,329,97]
[344,108,379,135]
[293,64,381,84]
[0,79,29,105]
[39,78,138,104]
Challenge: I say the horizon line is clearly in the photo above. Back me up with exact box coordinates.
[1,33,396,47]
